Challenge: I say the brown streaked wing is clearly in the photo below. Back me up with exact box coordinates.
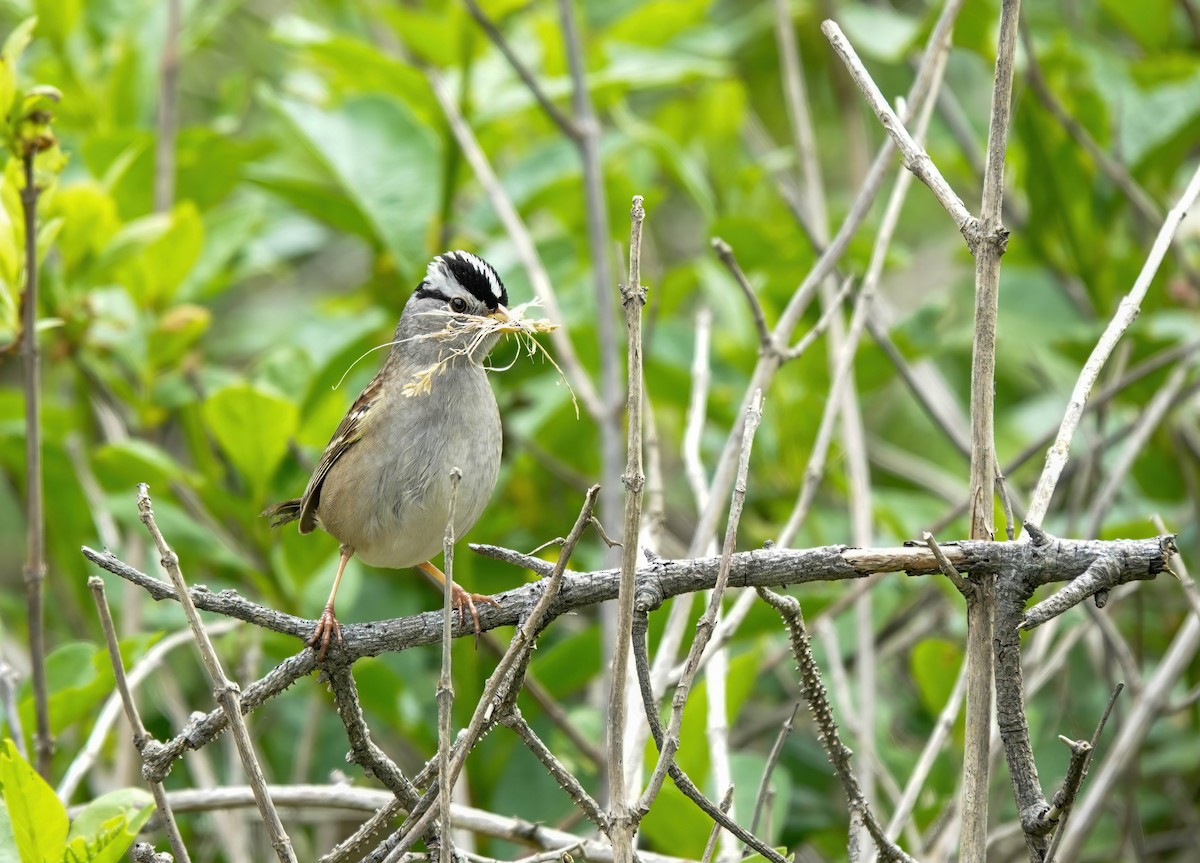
[297,372,385,534]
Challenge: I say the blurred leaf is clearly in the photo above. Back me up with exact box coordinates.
[0,19,37,125]
[67,789,154,845]
[46,182,120,271]
[839,3,920,62]
[264,92,440,272]
[910,638,963,720]
[93,438,197,490]
[1099,0,1172,50]
[35,0,80,45]
[202,382,298,492]
[0,737,68,863]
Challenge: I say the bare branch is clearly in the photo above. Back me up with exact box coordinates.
[154,0,181,212]
[609,196,647,861]
[89,577,191,863]
[58,620,237,800]
[712,238,771,350]
[1025,161,1200,532]
[630,609,783,863]
[1082,361,1193,538]
[750,703,799,838]
[438,469,463,863]
[20,148,51,779]
[923,532,973,598]
[637,390,764,816]
[135,485,297,863]
[689,0,968,556]
[501,710,609,832]
[462,0,579,140]
[820,21,975,241]
[701,786,735,863]
[756,587,915,863]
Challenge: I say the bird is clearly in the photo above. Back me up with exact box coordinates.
[264,250,516,659]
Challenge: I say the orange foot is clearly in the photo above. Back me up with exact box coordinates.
[452,583,501,644]
[310,603,343,662]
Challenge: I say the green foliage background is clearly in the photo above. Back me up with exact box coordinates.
[0,0,1197,860]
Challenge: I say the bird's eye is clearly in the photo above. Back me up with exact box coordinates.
[450,297,467,313]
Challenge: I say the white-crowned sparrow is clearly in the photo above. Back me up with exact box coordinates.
[265,250,515,658]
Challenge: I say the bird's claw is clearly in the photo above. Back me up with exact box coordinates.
[310,604,343,662]
[451,584,500,646]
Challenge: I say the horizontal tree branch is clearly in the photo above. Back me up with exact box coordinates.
[84,534,1174,659]
[82,532,1174,781]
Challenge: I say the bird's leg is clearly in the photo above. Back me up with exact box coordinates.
[312,545,351,661]
[417,560,500,642]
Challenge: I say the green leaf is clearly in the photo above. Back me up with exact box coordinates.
[61,808,149,863]
[839,3,919,62]
[0,19,37,126]
[910,638,963,719]
[65,790,154,863]
[0,801,18,863]
[19,642,118,736]
[265,92,440,272]
[202,382,298,492]
[47,181,121,270]
[1099,0,1172,50]
[0,738,69,863]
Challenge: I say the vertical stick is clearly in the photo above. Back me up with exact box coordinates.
[557,0,621,564]
[154,0,180,213]
[136,485,298,863]
[608,196,646,863]
[89,578,192,863]
[19,151,51,779]
[962,2,1022,861]
[437,468,462,863]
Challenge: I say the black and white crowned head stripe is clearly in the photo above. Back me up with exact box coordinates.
[421,250,508,309]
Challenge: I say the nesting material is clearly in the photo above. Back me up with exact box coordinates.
[402,301,571,409]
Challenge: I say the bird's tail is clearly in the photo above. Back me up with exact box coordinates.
[262,498,302,528]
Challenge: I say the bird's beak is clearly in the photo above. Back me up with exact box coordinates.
[488,304,522,332]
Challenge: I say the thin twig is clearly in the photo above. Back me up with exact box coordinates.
[1082,362,1193,538]
[712,238,770,350]
[783,277,855,361]
[750,703,799,837]
[20,149,51,779]
[556,0,622,579]
[922,532,973,598]
[820,21,976,240]
[136,485,297,863]
[462,0,578,139]
[438,469,462,863]
[701,786,735,863]
[88,577,192,863]
[756,588,916,863]
[1053,542,1200,860]
[777,6,954,547]
[688,0,967,557]
[1025,161,1200,532]
[501,710,609,832]
[609,196,646,860]
[630,610,784,863]
[637,390,764,816]
[154,0,181,212]
[57,620,237,800]
[377,486,603,860]
[151,786,690,863]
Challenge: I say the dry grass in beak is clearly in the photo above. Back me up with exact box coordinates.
[402,301,574,413]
